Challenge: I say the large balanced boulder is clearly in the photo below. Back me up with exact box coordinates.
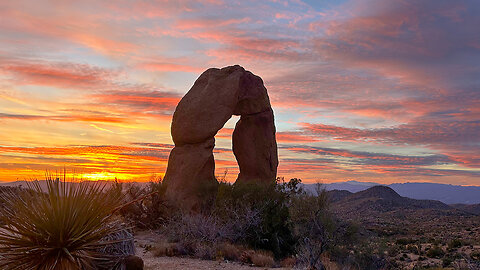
[164,65,278,206]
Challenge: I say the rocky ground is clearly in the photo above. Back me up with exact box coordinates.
[134,230,287,270]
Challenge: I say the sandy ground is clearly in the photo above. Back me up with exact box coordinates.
[134,230,287,270]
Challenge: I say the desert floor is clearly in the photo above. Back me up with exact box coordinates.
[135,230,287,270]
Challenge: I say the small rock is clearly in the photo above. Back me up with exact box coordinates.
[124,255,144,270]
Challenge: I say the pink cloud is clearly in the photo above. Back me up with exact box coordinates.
[0,60,113,88]
[139,62,204,73]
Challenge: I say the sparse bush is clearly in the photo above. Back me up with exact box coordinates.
[396,238,415,245]
[214,179,295,258]
[345,244,388,270]
[112,176,169,229]
[470,251,480,261]
[442,256,454,267]
[280,257,296,267]
[0,178,132,270]
[448,239,462,250]
[407,244,420,255]
[388,245,400,257]
[240,249,274,267]
[290,183,334,270]
[163,213,225,251]
[426,245,445,258]
[153,242,179,257]
[194,242,217,260]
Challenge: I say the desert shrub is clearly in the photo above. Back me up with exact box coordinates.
[164,213,223,245]
[153,242,180,257]
[426,245,445,258]
[442,253,460,267]
[470,251,480,261]
[448,239,462,250]
[112,176,170,229]
[218,243,242,261]
[396,238,415,245]
[214,179,296,258]
[387,245,400,257]
[407,244,420,254]
[240,249,274,267]
[290,183,334,270]
[161,178,297,260]
[341,243,388,270]
[280,257,296,267]
[194,242,217,260]
[0,178,132,270]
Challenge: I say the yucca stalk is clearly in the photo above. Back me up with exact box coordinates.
[0,177,131,270]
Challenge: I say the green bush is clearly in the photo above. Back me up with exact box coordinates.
[214,179,295,258]
[447,239,462,250]
[396,238,415,245]
[407,244,420,254]
[289,183,333,269]
[0,178,131,270]
[388,245,400,257]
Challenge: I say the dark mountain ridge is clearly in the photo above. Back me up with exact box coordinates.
[329,186,456,217]
[302,181,480,204]
[451,204,480,215]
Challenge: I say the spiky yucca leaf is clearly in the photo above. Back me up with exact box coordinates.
[0,179,131,270]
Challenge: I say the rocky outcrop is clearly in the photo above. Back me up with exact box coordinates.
[233,109,277,183]
[164,65,278,206]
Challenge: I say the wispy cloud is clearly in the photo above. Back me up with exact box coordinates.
[0,0,478,184]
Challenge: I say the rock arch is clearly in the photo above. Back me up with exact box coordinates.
[164,65,278,202]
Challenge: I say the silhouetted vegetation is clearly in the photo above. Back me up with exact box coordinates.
[115,177,393,269]
[0,178,134,270]
[5,175,478,269]
[110,175,169,229]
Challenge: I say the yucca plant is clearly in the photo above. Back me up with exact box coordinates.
[0,177,132,270]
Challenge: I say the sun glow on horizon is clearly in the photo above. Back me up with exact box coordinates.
[0,0,478,185]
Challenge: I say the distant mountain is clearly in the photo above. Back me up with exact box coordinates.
[388,182,480,205]
[326,189,352,203]
[329,186,452,216]
[451,204,480,215]
[303,181,480,204]
[321,180,379,193]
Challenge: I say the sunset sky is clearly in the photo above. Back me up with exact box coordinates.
[0,0,479,184]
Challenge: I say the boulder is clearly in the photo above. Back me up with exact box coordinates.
[164,65,278,206]
[233,109,278,183]
[124,255,144,270]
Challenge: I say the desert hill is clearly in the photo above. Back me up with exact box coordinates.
[303,181,480,204]
[329,186,451,213]
[327,186,471,227]
[451,203,480,215]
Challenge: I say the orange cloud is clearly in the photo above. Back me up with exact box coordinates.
[139,62,203,73]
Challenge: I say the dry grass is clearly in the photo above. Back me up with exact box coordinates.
[218,243,242,261]
[280,257,296,268]
[251,251,275,267]
[241,250,274,267]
